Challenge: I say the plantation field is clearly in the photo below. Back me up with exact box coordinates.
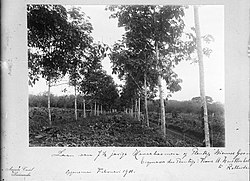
[149,112,225,147]
[29,107,213,147]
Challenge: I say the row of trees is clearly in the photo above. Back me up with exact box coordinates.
[106,5,213,146]
[28,5,214,147]
[29,93,119,114]
[108,5,190,136]
[28,5,119,125]
[29,93,224,117]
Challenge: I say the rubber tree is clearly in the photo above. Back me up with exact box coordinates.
[80,68,119,114]
[108,5,195,137]
[193,6,210,147]
[96,73,120,112]
[66,7,93,121]
[117,75,139,116]
[110,48,144,121]
[110,33,159,124]
[78,41,117,114]
[28,5,78,126]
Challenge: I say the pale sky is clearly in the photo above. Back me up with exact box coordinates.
[29,5,224,103]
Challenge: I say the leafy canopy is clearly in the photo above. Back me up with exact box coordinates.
[107,5,195,97]
[28,5,70,84]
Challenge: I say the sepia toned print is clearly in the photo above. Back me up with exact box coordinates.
[2,0,249,180]
[28,5,225,147]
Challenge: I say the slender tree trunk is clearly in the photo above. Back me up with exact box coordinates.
[90,103,93,116]
[94,101,97,116]
[156,41,166,138]
[159,77,166,137]
[100,105,102,114]
[135,99,138,119]
[131,102,134,117]
[194,6,210,147]
[138,97,141,122]
[83,98,86,118]
[74,85,77,121]
[144,73,149,127]
[48,78,52,127]
[97,104,99,116]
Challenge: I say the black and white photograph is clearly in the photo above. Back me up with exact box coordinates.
[28,5,225,147]
[2,0,249,180]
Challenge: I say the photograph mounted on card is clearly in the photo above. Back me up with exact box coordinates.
[1,0,249,180]
[27,4,225,148]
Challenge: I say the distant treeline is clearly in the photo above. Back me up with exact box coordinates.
[29,94,94,110]
[148,99,224,116]
[29,94,224,116]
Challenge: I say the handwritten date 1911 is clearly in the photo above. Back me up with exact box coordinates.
[97,167,135,177]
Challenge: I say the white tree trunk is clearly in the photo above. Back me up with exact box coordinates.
[131,103,134,117]
[159,77,166,137]
[97,104,99,116]
[156,41,166,138]
[144,73,149,127]
[100,105,102,114]
[74,85,77,121]
[194,5,210,147]
[83,98,86,118]
[135,99,138,119]
[48,78,52,127]
[94,101,97,116]
[138,97,141,122]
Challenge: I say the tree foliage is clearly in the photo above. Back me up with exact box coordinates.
[107,5,197,96]
[80,69,119,110]
[191,96,213,104]
[66,7,93,87]
[27,5,70,84]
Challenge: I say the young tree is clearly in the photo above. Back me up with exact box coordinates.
[80,68,119,113]
[78,53,102,116]
[96,73,120,112]
[28,5,75,126]
[124,76,142,119]
[108,5,195,138]
[193,6,210,147]
[66,7,93,121]
[110,30,159,124]
[78,41,113,114]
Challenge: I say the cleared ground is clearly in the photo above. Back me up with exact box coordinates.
[29,107,203,147]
